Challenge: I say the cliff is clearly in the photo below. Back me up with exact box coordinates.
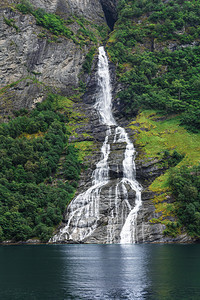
[0,0,106,117]
[0,0,199,244]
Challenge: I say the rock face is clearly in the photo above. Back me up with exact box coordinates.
[55,127,138,244]
[29,0,105,23]
[5,0,104,20]
[0,9,84,87]
[0,1,105,115]
[99,0,118,30]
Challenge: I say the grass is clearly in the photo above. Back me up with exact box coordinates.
[128,110,200,235]
[129,109,200,166]
[20,131,45,139]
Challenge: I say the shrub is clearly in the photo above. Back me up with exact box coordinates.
[168,165,200,238]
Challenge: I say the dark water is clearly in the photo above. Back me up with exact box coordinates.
[0,244,200,299]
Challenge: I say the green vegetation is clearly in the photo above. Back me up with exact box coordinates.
[163,150,184,168]
[16,0,99,47]
[95,24,110,42]
[106,0,200,237]
[128,111,200,167]
[82,47,96,73]
[75,16,97,44]
[169,165,200,238]
[128,110,200,237]
[16,1,73,39]
[0,94,81,242]
[3,17,19,31]
[107,0,200,132]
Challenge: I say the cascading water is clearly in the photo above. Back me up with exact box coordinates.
[51,46,142,244]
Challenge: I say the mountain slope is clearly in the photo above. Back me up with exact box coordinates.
[107,0,200,241]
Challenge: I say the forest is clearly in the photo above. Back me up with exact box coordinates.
[107,0,200,238]
[108,0,200,132]
[0,94,81,242]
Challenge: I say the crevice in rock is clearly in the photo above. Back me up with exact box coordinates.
[99,0,118,31]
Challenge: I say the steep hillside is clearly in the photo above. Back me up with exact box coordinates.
[107,0,200,241]
[1,0,200,243]
[0,0,107,117]
[0,0,110,243]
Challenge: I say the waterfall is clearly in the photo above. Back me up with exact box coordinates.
[50,46,142,244]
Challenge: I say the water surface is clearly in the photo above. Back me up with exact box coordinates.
[0,244,200,299]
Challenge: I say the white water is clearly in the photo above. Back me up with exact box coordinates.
[51,46,142,244]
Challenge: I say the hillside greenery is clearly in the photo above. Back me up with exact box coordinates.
[108,0,200,238]
[2,0,200,242]
[128,110,200,237]
[16,0,98,47]
[0,94,81,242]
[169,165,200,238]
[107,0,200,132]
[16,0,73,38]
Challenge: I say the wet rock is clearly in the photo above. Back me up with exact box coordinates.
[26,239,41,244]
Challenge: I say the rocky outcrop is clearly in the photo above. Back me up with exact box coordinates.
[3,0,105,21]
[0,1,106,115]
[0,10,85,86]
[0,10,79,112]
[99,0,118,30]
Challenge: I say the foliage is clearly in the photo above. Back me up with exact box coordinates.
[105,0,200,237]
[82,47,96,73]
[163,150,184,167]
[128,110,200,168]
[16,1,73,38]
[107,0,200,131]
[16,0,99,46]
[63,145,81,181]
[168,165,200,238]
[0,94,81,242]
[4,17,19,32]
[163,221,181,238]
[180,107,200,133]
[95,24,110,42]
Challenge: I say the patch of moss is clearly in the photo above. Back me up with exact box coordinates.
[20,131,45,139]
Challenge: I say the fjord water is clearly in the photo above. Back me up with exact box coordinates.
[1,244,200,299]
[52,46,142,244]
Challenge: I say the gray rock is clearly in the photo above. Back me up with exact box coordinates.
[0,1,106,113]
